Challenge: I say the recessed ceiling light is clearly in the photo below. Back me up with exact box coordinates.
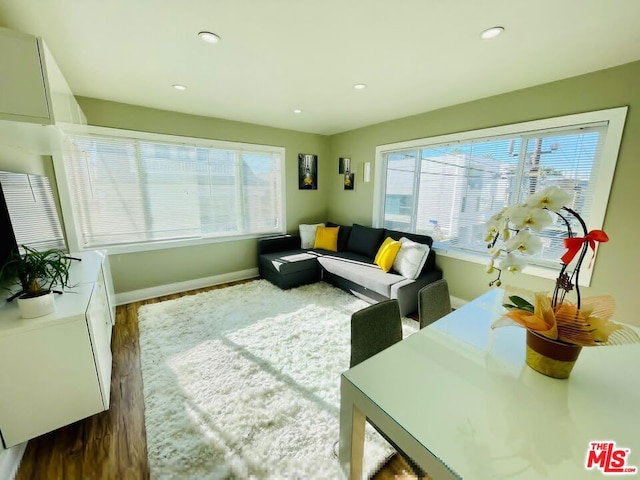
[353,83,367,90]
[293,109,302,114]
[198,31,221,43]
[480,26,505,40]
[173,84,187,91]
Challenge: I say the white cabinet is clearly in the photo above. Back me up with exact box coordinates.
[0,27,86,126]
[0,251,113,448]
[0,29,49,123]
[0,27,86,157]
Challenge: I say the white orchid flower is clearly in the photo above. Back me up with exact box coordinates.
[486,249,502,273]
[490,208,507,221]
[499,253,527,273]
[526,186,572,212]
[486,258,495,273]
[484,208,508,242]
[504,203,524,218]
[507,205,552,232]
[504,229,543,255]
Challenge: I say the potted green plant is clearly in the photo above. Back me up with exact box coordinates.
[0,245,72,318]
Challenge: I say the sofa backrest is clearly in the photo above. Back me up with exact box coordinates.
[326,222,351,252]
[326,222,437,275]
[384,228,436,274]
[383,229,433,247]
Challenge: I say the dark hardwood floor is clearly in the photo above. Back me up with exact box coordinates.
[15,280,422,479]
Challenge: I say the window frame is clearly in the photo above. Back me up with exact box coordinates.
[373,107,627,286]
[53,125,287,255]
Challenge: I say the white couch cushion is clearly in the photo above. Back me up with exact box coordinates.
[393,237,430,280]
[317,256,405,297]
[299,223,325,249]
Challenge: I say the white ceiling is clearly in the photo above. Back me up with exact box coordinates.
[1,0,640,135]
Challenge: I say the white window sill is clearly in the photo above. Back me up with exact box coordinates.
[432,245,593,287]
[79,230,285,256]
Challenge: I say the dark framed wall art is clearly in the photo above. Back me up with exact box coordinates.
[344,172,355,190]
[298,153,318,190]
[338,157,351,174]
[339,156,354,190]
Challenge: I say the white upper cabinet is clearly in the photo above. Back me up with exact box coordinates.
[0,29,49,122]
[0,27,86,126]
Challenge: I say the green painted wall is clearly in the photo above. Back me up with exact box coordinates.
[327,60,640,326]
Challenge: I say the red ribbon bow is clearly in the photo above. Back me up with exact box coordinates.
[561,230,609,265]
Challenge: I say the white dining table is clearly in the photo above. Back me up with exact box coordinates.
[339,288,640,479]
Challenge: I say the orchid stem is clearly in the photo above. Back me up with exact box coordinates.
[559,206,589,310]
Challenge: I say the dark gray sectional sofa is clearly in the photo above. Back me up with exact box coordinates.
[257,223,442,316]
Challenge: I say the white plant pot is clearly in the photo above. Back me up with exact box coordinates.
[17,292,56,319]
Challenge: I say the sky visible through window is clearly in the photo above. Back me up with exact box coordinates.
[419,132,598,177]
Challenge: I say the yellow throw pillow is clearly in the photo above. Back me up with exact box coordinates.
[313,226,340,252]
[374,237,402,272]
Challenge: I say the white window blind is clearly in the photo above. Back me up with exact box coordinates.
[0,171,66,253]
[60,130,285,250]
[376,108,626,279]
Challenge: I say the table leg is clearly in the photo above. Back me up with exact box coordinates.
[340,378,365,479]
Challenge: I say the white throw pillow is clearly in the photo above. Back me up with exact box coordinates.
[299,223,325,249]
[392,237,431,280]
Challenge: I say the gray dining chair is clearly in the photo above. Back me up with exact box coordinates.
[347,299,427,479]
[418,279,451,329]
[350,299,403,367]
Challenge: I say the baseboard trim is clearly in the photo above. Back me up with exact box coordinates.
[0,443,27,480]
[115,268,259,305]
[450,295,467,310]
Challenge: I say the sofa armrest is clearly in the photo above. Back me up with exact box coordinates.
[422,248,437,274]
[257,235,302,255]
[392,267,443,316]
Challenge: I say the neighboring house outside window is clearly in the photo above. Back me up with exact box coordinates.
[373,108,627,285]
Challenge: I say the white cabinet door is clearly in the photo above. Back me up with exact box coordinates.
[102,258,116,325]
[0,317,104,447]
[86,274,113,409]
[0,28,50,123]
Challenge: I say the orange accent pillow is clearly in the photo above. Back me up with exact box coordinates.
[313,226,340,252]
[374,237,402,272]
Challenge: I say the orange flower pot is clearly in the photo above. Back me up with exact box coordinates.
[525,330,582,379]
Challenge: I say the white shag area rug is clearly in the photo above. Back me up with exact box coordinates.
[138,279,418,479]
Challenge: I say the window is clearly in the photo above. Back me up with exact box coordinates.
[56,127,285,253]
[373,108,627,284]
[0,171,66,253]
